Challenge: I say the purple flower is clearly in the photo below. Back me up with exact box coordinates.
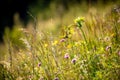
[60,38,66,42]
[38,62,41,67]
[54,77,59,80]
[64,53,69,59]
[71,58,77,64]
[106,46,111,51]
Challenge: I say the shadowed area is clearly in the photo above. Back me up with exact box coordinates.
[0,0,51,42]
[0,0,118,42]
[0,0,35,42]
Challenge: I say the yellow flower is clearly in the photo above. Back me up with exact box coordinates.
[74,17,85,28]
[70,28,74,34]
[74,17,85,24]
[44,43,48,47]
[67,44,72,49]
[52,40,58,46]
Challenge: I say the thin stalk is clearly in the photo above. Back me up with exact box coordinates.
[69,24,87,43]
[114,21,119,43]
[8,40,12,71]
[27,11,37,79]
[80,28,87,43]
[6,30,13,72]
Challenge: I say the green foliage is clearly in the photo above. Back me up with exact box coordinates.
[1,3,120,80]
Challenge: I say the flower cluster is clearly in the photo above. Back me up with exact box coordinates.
[74,17,85,28]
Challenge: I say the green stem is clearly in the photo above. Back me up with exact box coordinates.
[80,28,87,43]
[68,24,87,43]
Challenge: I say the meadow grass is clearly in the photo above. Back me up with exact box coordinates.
[0,3,120,80]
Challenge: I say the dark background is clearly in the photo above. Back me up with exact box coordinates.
[0,0,119,42]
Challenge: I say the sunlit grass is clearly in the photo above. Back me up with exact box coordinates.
[0,2,120,80]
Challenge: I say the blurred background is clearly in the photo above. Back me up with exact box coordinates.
[0,0,120,41]
[0,0,120,51]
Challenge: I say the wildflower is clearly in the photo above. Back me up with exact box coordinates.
[54,77,59,80]
[44,43,48,47]
[52,40,58,46]
[67,44,72,49]
[106,46,111,51]
[60,38,66,42]
[70,28,74,34]
[64,53,69,59]
[71,58,77,64]
[104,36,110,41]
[74,17,85,28]
[38,62,41,67]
